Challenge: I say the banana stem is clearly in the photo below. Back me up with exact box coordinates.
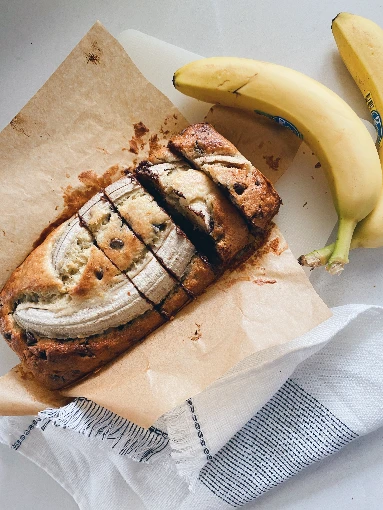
[326,218,357,274]
[298,243,335,267]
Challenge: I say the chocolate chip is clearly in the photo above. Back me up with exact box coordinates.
[109,238,124,250]
[136,161,152,175]
[117,324,125,331]
[153,223,167,232]
[4,332,12,341]
[194,141,205,156]
[38,350,47,360]
[77,345,94,357]
[233,182,247,195]
[209,217,215,232]
[26,331,37,346]
[94,268,104,280]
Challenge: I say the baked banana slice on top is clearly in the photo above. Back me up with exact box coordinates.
[79,193,190,318]
[135,148,253,267]
[105,174,216,296]
[169,123,281,233]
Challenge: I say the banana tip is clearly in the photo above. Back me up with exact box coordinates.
[297,255,306,266]
[298,253,322,268]
[331,13,341,27]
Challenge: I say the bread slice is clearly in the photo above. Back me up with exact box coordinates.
[135,148,253,267]
[105,174,216,296]
[79,193,190,318]
[169,123,281,233]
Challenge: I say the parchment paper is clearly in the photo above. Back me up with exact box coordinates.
[0,22,331,427]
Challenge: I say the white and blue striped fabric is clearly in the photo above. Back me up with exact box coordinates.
[1,303,383,510]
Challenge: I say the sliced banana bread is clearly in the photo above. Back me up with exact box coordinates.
[135,148,253,267]
[79,193,190,317]
[0,123,280,390]
[105,174,217,296]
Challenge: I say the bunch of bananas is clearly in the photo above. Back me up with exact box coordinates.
[173,13,383,275]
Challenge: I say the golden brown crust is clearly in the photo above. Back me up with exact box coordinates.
[0,216,162,389]
[0,228,65,315]
[160,286,190,317]
[169,123,281,232]
[181,255,216,295]
[170,123,239,157]
[1,310,164,389]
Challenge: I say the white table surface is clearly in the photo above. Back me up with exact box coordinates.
[1,1,383,509]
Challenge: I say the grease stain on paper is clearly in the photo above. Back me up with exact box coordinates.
[263,154,281,171]
[223,274,277,290]
[133,122,149,139]
[253,231,287,260]
[149,134,162,157]
[129,139,139,154]
[85,41,102,65]
[32,164,124,248]
[190,323,202,342]
[126,121,150,154]
[10,114,30,137]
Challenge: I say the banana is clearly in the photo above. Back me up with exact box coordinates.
[301,13,383,267]
[173,57,382,274]
[13,215,151,338]
[14,279,150,339]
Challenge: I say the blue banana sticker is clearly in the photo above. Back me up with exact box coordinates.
[371,110,383,147]
[254,110,303,139]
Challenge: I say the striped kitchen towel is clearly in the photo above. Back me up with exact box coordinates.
[1,303,383,510]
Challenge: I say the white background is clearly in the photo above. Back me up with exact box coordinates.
[1,1,383,509]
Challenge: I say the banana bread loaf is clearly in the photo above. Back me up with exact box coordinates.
[0,124,281,390]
